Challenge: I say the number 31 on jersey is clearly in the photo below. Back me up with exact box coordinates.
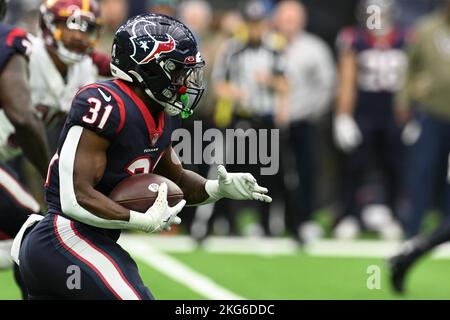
[82,97,113,130]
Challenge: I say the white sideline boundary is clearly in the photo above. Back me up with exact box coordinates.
[120,234,450,260]
[118,235,245,300]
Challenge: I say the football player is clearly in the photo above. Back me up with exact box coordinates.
[333,0,407,238]
[0,0,105,156]
[14,13,272,300]
[0,0,105,298]
[0,0,49,298]
[389,0,450,294]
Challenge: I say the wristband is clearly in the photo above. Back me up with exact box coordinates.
[204,179,221,201]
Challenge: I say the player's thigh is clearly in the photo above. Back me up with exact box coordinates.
[20,214,153,300]
[54,216,153,300]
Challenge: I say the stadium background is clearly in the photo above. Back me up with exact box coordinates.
[1,0,450,300]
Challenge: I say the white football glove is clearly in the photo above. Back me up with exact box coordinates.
[333,114,362,153]
[401,119,422,146]
[205,165,272,203]
[129,182,186,233]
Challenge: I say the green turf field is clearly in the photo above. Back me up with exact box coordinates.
[167,252,450,299]
[2,238,450,300]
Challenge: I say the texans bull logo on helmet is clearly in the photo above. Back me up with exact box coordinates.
[130,19,176,65]
[110,13,205,119]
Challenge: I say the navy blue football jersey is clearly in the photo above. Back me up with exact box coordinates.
[45,79,180,219]
[337,27,409,109]
[0,23,31,75]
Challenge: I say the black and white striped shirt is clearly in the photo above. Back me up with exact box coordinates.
[212,37,285,117]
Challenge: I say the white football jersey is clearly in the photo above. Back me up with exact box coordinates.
[0,34,98,161]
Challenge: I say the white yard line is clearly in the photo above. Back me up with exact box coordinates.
[203,237,299,256]
[307,240,450,260]
[120,234,450,260]
[118,235,245,300]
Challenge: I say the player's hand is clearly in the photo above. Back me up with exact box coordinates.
[333,113,362,153]
[206,165,272,203]
[130,183,186,233]
[401,119,422,146]
[147,182,186,232]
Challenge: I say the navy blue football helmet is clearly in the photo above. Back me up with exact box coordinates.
[110,13,205,118]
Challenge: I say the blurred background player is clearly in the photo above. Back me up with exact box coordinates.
[191,0,288,241]
[0,0,106,151]
[273,0,335,242]
[389,0,450,294]
[0,0,49,299]
[333,0,407,239]
[0,0,106,204]
[32,0,104,139]
[393,0,450,238]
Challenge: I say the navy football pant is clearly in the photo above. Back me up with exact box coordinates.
[19,213,153,300]
[0,162,40,299]
[401,112,450,237]
[340,103,405,220]
[288,120,315,225]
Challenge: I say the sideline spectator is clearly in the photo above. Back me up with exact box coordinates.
[273,0,335,242]
[395,1,450,237]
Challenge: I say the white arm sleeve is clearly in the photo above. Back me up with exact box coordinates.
[59,125,134,229]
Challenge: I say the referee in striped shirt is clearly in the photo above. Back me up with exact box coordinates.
[207,0,289,237]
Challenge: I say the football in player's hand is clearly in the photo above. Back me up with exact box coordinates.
[109,173,184,212]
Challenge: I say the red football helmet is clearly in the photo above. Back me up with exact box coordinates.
[40,0,102,64]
